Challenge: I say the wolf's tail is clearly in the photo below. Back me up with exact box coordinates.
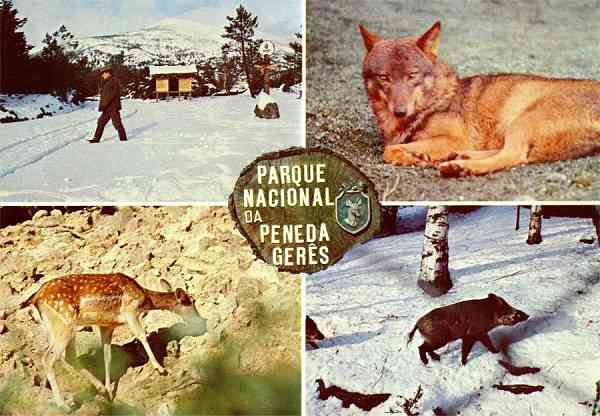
[407,323,419,345]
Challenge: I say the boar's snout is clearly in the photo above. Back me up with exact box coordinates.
[515,309,529,323]
[500,309,529,326]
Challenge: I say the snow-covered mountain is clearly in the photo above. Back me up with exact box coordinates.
[76,18,292,68]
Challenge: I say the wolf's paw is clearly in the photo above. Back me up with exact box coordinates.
[436,152,459,162]
[438,161,471,177]
[384,146,430,167]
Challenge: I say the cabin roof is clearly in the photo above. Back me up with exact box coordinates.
[149,65,198,76]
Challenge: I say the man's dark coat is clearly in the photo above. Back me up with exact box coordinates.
[98,76,122,112]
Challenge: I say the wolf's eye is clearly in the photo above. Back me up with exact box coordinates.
[408,72,420,81]
[377,74,391,84]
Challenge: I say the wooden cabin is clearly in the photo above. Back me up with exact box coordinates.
[149,65,198,99]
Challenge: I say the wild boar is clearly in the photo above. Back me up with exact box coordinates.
[306,316,325,349]
[407,294,529,365]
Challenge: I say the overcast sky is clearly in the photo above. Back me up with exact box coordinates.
[14,0,303,47]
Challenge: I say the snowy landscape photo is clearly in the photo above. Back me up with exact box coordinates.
[306,206,600,415]
[0,0,303,202]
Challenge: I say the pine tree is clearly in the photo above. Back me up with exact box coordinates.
[283,31,302,87]
[0,0,32,93]
[222,5,260,97]
[39,25,83,98]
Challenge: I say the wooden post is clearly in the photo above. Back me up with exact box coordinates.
[592,206,600,248]
[0,3,3,94]
[263,55,271,94]
[594,380,600,416]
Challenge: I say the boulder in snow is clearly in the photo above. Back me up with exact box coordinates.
[254,92,280,119]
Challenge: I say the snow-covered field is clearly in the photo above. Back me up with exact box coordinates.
[306,207,600,415]
[0,90,302,202]
[0,94,79,122]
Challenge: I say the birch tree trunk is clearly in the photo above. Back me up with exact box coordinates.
[592,206,600,247]
[418,206,452,297]
[526,205,543,245]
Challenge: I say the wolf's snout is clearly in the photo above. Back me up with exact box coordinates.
[393,106,407,118]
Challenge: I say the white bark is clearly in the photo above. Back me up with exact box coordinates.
[527,205,543,245]
[418,206,452,296]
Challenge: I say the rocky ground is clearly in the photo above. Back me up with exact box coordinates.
[307,0,600,201]
[0,206,301,415]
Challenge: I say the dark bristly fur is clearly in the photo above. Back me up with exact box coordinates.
[407,294,529,365]
[306,315,325,349]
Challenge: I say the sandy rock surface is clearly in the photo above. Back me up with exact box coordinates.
[0,206,300,415]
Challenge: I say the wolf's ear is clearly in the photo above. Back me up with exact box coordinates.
[359,25,380,52]
[416,21,441,61]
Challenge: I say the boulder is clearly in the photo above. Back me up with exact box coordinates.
[254,102,280,119]
[254,91,280,119]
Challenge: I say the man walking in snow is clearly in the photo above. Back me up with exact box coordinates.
[89,66,127,143]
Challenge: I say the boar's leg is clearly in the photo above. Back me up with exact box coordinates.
[461,336,476,365]
[418,343,441,365]
[477,333,499,353]
[418,344,429,364]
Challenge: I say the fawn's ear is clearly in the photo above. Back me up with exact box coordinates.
[159,279,172,292]
[416,21,441,61]
[359,25,381,52]
[175,288,192,305]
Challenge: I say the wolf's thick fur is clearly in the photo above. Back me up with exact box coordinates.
[360,22,600,177]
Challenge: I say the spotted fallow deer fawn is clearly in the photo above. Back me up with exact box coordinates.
[2,273,206,408]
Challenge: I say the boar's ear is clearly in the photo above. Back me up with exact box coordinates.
[416,21,441,62]
[359,25,381,52]
[488,293,498,300]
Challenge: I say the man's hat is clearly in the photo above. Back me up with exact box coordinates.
[99,65,113,74]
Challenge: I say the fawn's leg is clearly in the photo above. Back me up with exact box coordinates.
[97,326,116,399]
[125,315,167,374]
[40,310,74,408]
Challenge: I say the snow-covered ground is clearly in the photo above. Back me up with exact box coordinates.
[0,90,302,202]
[306,207,600,415]
[0,94,79,122]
